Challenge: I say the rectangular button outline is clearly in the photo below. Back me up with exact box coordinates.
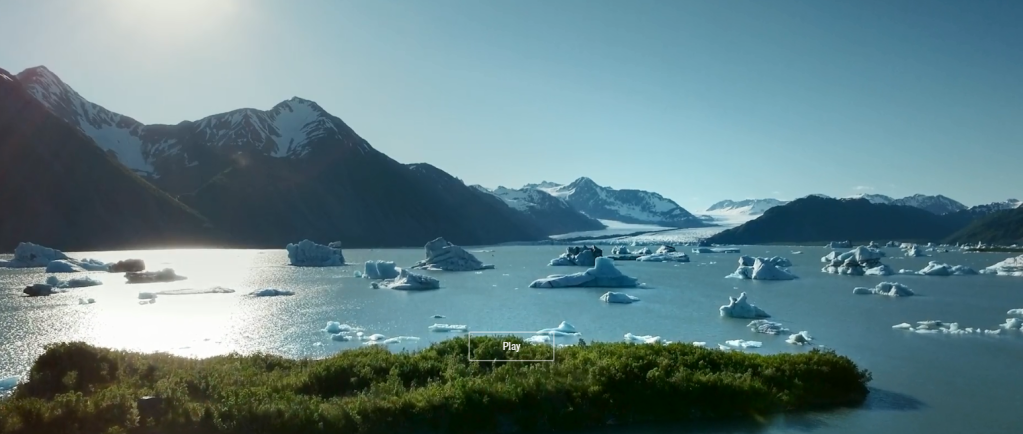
[466,331,556,362]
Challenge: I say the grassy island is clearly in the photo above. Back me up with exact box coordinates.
[0,337,871,434]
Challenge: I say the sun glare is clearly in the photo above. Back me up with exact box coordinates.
[103,0,240,43]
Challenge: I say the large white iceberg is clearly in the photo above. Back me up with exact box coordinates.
[286,240,345,267]
[786,331,814,345]
[537,321,579,337]
[738,256,792,267]
[980,255,1023,277]
[45,275,102,288]
[362,260,399,279]
[865,264,896,276]
[852,282,915,297]
[529,257,639,288]
[412,237,494,271]
[727,258,798,280]
[371,268,440,290]
[821,247,888,276]
[600,291,640,303]
[0,242,68,268]
[918,262,977,276]
[45,260,84,273]
[548,247,596,266]
[624,333,662,344]
[720,292,770,318]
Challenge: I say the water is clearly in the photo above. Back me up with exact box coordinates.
[2,246,1022,433]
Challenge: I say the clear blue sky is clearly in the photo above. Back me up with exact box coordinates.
[2,0,1021,211]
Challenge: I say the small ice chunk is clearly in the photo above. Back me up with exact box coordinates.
[375,268,440,290]
[905,246,928,257]
[624,333,661,344]
[138,292,157,300]
[892,323,913,329]
[724,339,762,349]
[852,282,915,297]
[362,260,399,279]
[45,260,84,273]
[786,331,814,345]
[720,292,770,319]
[691,341,707,347]
[537,321,579,336]
[324,322,362,334]
[125,269,186,284]
[428,324,468,332]
[727,258,797,280]
[250,288,295,297]
[78,298,95,305]
[748,320,789,335]
[865,264,896,276]
[73,258,110,271]
[330,333,352,342]
[363,336,420,346]
[599,291,640,303]
[286,240,345,266]
[360,333,387,341]
[1000,318,1023,330]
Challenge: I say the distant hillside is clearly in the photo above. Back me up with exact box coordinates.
[539,177,707,228]
[0,67,216,251]
[472,185,605,235]
[706,196,974,245]
[945,207,1023,245]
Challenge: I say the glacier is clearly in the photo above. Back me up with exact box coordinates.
[412,237,494,271]
[529,257,639,288]
[286,240,345,267]
[720,292,770,319]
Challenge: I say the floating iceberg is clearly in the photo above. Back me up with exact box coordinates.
[692,247,741,254]
[249,288,295,297]
[738,256,792,268]
[636,251,690,262]
[412,237,494,271]
[894,320,1003,335]
[363,336,420,346]
[980,255,1023,277]
[720,292,770,318]
[905,246,928,257]
[525,335,555,344]
[362,260,400,279]
[0,242,68,268]
[138,292,159,300]
[74,258,110,271]
[22,284,54,297]
[748,320,789,335]
[529,257,639,288]
[44,260,84,273]
[624,333,661,344]
[821,247,888,276]
[537,321,579,336]
[46,275,102,288]
[791,251,803,255]
[125,269,186,284]
[78,298,95,305]
[153,287,235,295]
[826,241,852,249]
[600,291,640,303]
[109,259,145,273]
[611,246,631,255]
[428,324,468,332]
[727,258,798,280]
[786,331,814,345]
[865,264,896,276]
[371,268,440,290]
[1000,318,1023,330]
[323,322,362,334]
[853,282,915,297]
[548,247,597,266]
[633,247,653,255]
[0,376,18,391]
[724,339,762,349]
[918,262,977,276]
[330,333,352,342]
[286,240,345,267]
[1008,309,1023,316]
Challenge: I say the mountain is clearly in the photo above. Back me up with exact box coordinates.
[704,198,788,215]
[890,194,967,215]
[16,66,547,248]
[523,181,562,191]
[966,199,1021,215]
[705,196,974,245]
[472,186,605,235]
[538,177,706,228]
[0,67,215,251]
[946,206,1023,245]
[848,194,895,205]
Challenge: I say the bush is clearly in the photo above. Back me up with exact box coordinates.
[0,338,870,434]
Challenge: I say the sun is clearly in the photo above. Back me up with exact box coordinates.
[103,0,240,40]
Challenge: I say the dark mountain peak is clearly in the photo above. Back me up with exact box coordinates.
[567,176,600,190]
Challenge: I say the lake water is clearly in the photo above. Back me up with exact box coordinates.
[2,246,1022,433]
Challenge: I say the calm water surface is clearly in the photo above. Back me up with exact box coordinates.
[2,246,1022,433]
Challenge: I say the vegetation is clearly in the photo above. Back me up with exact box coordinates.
[0,337,871,434]
[946,207,1023,246]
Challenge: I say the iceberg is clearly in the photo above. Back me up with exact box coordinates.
[918,262,978,276]
[45,275,102,288]
[249,288,295,297]
[412,237,494,271]
[44,260,83,273]
[724,339,762,349]
[720,292,770,318]
[371,268,440,290]
[786,331,814,345]
[73,258,110,271]
[748,320,789,335]
[286,240,345,267]
[865,264,896,276]
[330,333,352,342]
[599,291,640,303]
[633,247,653,255]
[125,269,186,284]
[905,246,928,257]
[852,282,915,297]
[0,376,18,392]
[655,245,677,254]
[22,284,54,297]
[548,247,597,266]
[323,322,362,334]
[636,251,690,262]
[980,255,1023,277]
[610,246,631,255]
[624,333,662,344]
[894,320,1004,335]
[1000,318,1023,330]
[738,256,792,267]
[529,257,639,288]
[1008,309,1023,316]
[362,260,399,279]
[727,258,798,280]
[525,335,555,344]
[363,336,421,346]
[78,298,95,305]
[0,242,68,268]
[109,259,145,273]
[826,241,852,249]
[138,292,158,300]
[537,321,579,336]
[692,247,741,254]
[428,324,469,332]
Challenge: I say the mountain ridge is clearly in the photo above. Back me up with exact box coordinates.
[535,177,707,228]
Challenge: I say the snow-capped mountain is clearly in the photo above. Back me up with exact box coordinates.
[471,185,605,235]
[16,66,369,193]
[848,194,895,204]
[967,198,1022,214]
[535,177,706,228]
[890,194,967,215]
[705,198,788,215]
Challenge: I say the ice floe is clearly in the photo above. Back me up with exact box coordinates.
[371,268,440,290]
[323,322,362,334]
[362,260,399,279]
[0,376,19,391]
[917,262,978,276]
[537,321,580,336]
[46,275,102,288]
[1001,318,1023,330]
[893,320,1003,335]
[748,320,789,335]
[548,247,597,266]
[286,240,345,267]
[153,287,235,295]
[786,331,814,345]
[0,242,68,268]
[865,264,896,276]
[249,288,295,297]
[720,292,770,318]
[529,257,639,288]
[22,284,54,297]
[600,291,640,303]
[738,256,792,267]
[853,282,915,297]
[826,241,852,249]
[125,269,187,284]
[692,247,741,254]
[636,251,690,262]
[624,333,662,344]
[727,258,798,280]
[412,237,494,271]
[980,255,1023,277]
[428,324,469,332]
[45,260,84,273]
[78,298,95,305]
[1008,309,1023,316]
[361,335,421,346]
[724,339,762,349]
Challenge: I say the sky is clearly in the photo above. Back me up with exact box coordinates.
[1,0,1021,211]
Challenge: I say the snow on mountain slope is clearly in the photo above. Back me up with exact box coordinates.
[704,199,788,215]
[967,199,1022,214]
[538,177,705,228]
[848,194,895,204]
[890,194,967,215]
[472,185,605,235]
